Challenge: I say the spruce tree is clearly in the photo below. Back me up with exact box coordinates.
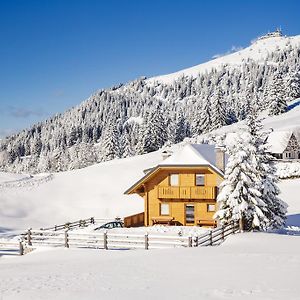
[210,87,227,130]
[268,71,288,116]
[214,131,269,230]
[246,113,287,229]
[286,70,300,100]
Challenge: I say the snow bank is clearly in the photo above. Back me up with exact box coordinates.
[275,162,300,179]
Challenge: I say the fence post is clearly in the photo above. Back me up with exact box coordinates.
[188,235,192,247]
[91,217,95,224]
[194,236,198,247]
[64,230,69,248]
[54,225,57,231]
[19,240,24,255]
[145,233,149,250]
[27,228,32,246]
[222,225,225,240]
[104,231,108,250]
[231,221,235,234]
[210,230,213,246]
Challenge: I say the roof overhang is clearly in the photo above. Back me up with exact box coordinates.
[124,164,224,195]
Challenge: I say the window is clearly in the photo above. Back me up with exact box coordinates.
[195,174,205,186]
[207,204,215,212]
[170,174,179,186]
[160,203,170,216]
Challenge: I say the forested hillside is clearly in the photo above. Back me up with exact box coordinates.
[1,33,300,173]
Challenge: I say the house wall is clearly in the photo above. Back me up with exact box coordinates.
[143,168,222,226]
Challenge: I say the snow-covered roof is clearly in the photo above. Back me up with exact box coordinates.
[159,144,219,168]
[267,130,293,153]
[125,143,225,194]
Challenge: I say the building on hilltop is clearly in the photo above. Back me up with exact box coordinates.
[124,144,226,227]
[267,130,300,159]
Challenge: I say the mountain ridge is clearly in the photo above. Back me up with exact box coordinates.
[147,34,300,84]
[0,32,300,173]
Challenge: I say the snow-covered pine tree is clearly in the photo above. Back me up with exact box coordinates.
[101,121,120,161]
[268,71,288,116]
[214,131,270,230]
[175,109,188,143]
[121,129,134,158]
[245,113,287,228]
[286,69,300,100]
[210,87,227,130]
[199,96,211,133]
[191,102,203,137]
[136,107,167,154]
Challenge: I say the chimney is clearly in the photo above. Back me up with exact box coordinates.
[162,150,172,160]
[215,146,226,173]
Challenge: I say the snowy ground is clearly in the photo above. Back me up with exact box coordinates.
[0,159,299,299]
[0,173,299,299]
[0,232,299,300]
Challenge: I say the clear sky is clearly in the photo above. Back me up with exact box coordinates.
[0,0,300,138]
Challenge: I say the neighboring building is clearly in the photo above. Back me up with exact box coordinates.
[124,144,226,227]
[267,130,300,159]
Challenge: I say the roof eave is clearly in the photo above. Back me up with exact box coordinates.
[124,164,224,195]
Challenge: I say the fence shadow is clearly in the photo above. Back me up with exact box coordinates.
[287,100,300,111]
[271,214,300,236]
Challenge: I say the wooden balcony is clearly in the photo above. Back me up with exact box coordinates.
[158,186,216,200]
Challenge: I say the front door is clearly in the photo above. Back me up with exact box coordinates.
[185,204,195,225]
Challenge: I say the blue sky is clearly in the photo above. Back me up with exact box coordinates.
[0,0,300,138]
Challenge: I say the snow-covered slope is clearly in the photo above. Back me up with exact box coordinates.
[148,35,300,84]
[0,151,163,232]
[194,99,300,138]
[1,99,300,233]
[0,136,300,234]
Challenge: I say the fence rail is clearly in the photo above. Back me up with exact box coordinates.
[0,240,24,255]
[22,221,239,251]
[34,216,120,231]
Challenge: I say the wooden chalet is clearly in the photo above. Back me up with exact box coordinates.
[124,144,226,227]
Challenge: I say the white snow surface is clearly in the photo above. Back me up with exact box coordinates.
[0,152,161,233]
[0,232,299,300]
[275,161,300,179]
[147,35,300,84]
[160,143,218,167]
[266,130,293,153]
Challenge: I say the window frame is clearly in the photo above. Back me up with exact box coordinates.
[207,204,216,212]
[160,203,170,216]
[195,174,205,186]
[169,174,179,186]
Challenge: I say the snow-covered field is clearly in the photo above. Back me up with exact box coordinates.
[0,232,299,300]
[0,158,299,299]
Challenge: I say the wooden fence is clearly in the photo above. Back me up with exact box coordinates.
[22,221,239,250]
[40,217,117,231]
[0,240,24,256]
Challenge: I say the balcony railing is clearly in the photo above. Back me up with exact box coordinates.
[158,186,216,200]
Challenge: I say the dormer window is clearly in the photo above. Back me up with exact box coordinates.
[195,174,205,186]
[170,174,179,186]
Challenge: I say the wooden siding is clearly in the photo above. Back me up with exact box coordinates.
[124,212,144,228]
[140,168,223,227]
